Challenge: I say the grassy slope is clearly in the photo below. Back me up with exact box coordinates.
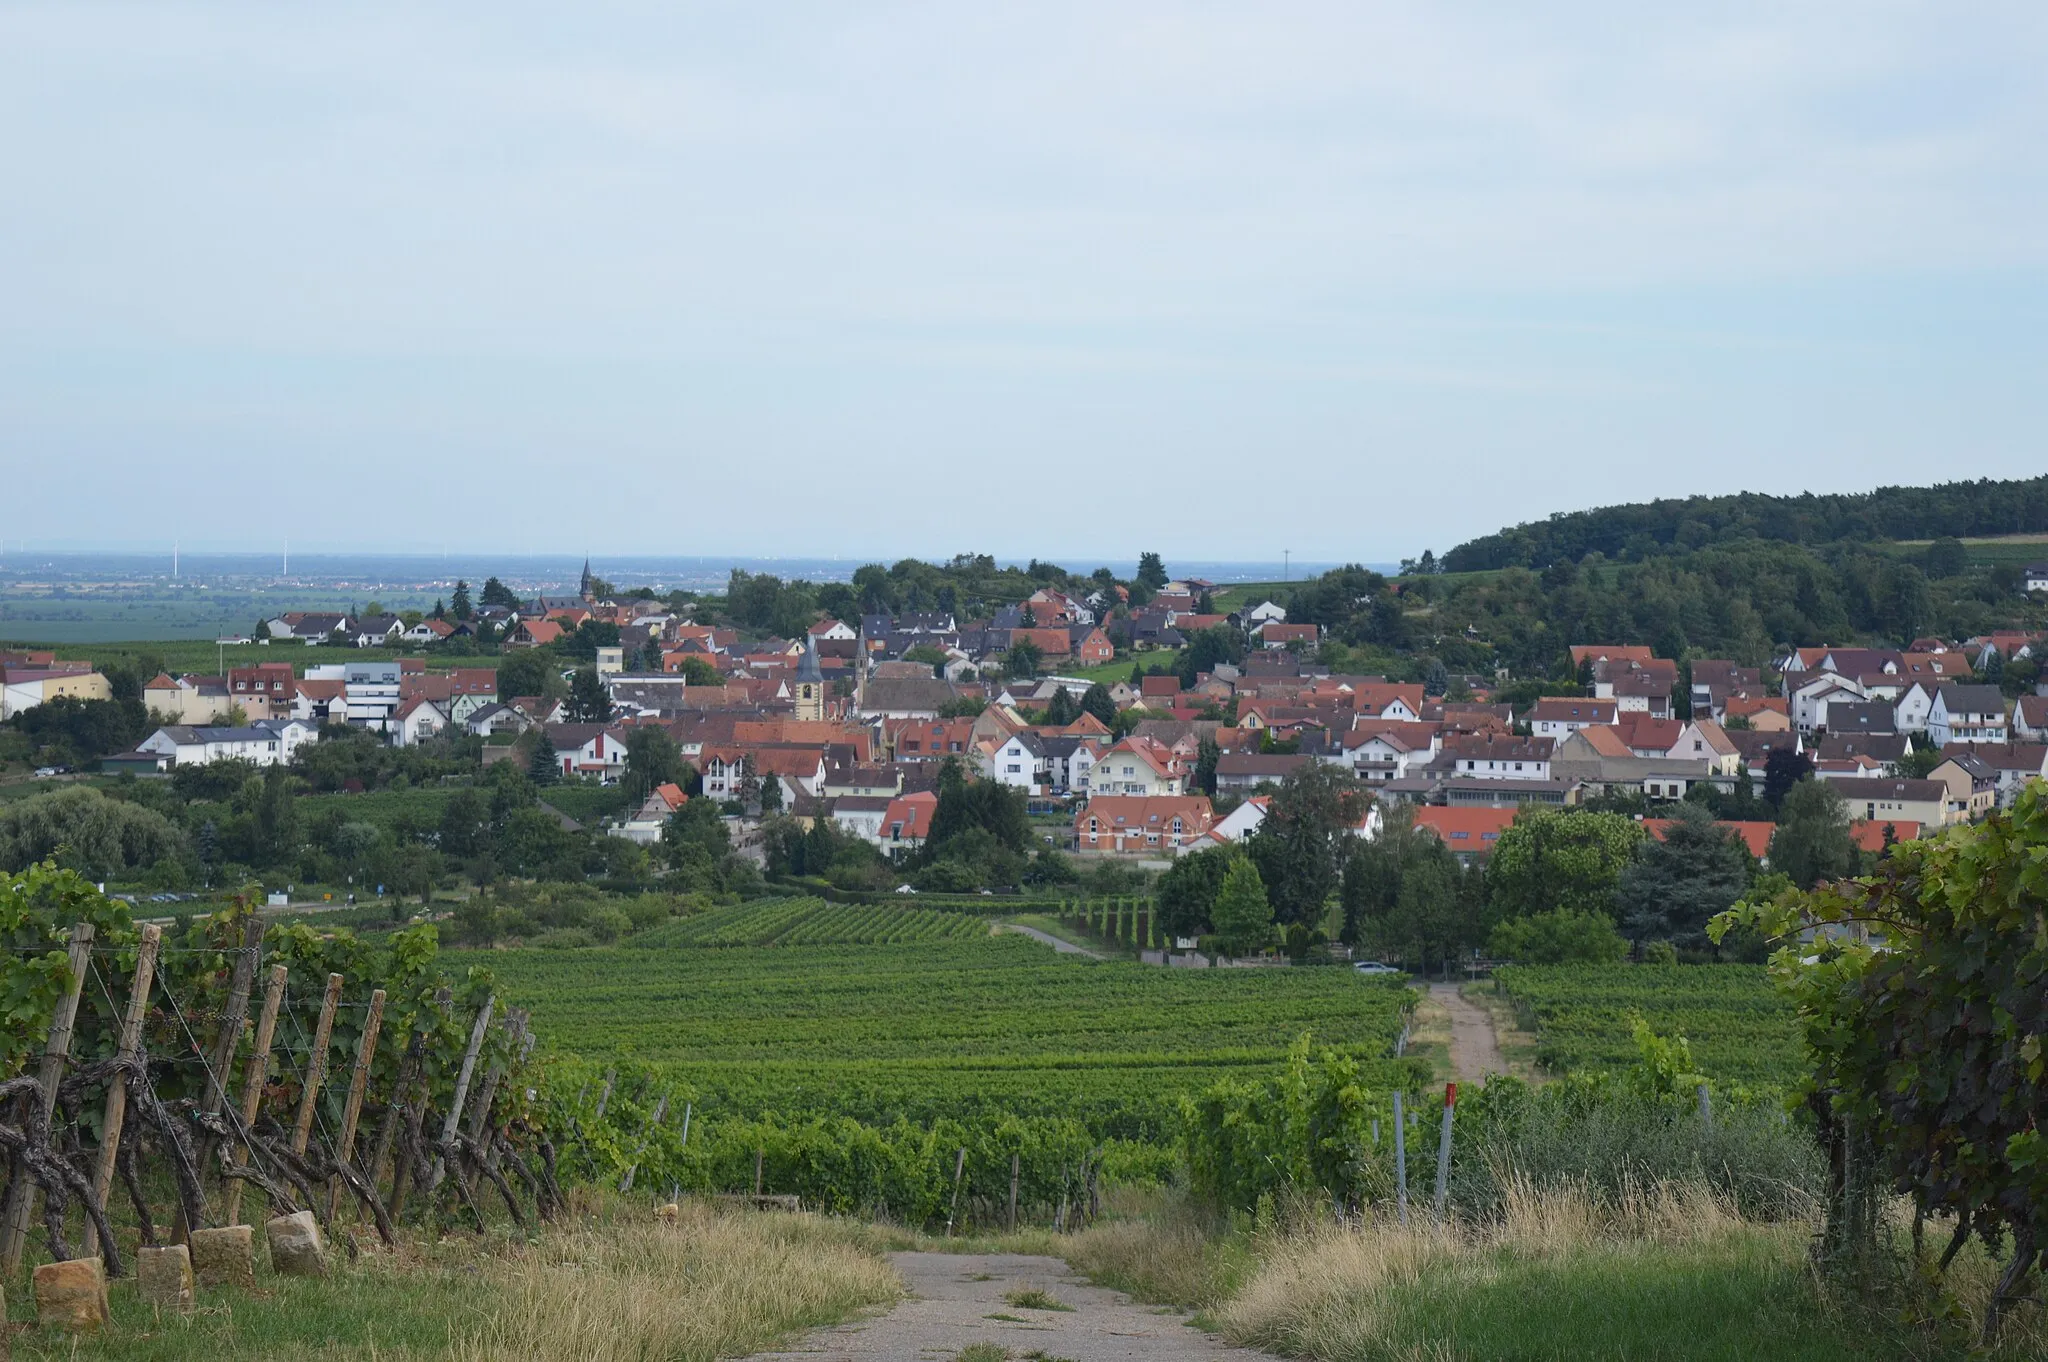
[1062,1190,2041,1362]
[10,1203,899,1362]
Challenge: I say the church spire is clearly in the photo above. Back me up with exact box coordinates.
[579,557,593,600]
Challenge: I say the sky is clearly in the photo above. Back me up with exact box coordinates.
[3,3,2045,561]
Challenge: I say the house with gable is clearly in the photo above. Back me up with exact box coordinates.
[1527,697,1618,738]
[618,783,690,845]
[1073,795,1215,853]
[1090,736,1185,796]
[1442,732,1554,781]
[1927,684,2010,746]
[390,697,448,747]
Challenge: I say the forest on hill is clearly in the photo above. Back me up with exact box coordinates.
[1442,475,2048,573]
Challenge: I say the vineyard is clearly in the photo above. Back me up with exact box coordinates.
[629,896,990,948]
[485,921,1424,1140]
[1492,964,1802,1089]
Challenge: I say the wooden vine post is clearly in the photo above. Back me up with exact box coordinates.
[429,995,495,1191]
[385,986,451,1219]
[225,963,289,1225]
[291,973,346,1157]
[944,1146,966,1237]
[0,921,94,1277]
[326,988,386,1220]
[84,922,161,1259]
[459,1009,523,1197]
[201,917,265,1135]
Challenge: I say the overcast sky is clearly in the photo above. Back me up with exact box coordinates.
[4,3,2044,561]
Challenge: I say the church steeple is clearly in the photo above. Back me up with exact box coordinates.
[793,635,824,721]
[579,557,593,600]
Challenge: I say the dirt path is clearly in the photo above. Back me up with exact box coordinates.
[744,1251,1268,1361]
[1431,981,1506,1080]
[1000,923,1107,960]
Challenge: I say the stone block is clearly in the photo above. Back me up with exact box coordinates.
[33,1257,109,1333]
[190,1224,257,1289]
[266,1210,327,1277]
[138,1244,196,1311]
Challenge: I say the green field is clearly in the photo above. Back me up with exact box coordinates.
[1492,964,1802,1090]
[478,913,1421,1140]
[0,638,436,675]
[0,584,445,643]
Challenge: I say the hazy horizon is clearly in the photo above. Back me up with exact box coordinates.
[5,4,2044,559]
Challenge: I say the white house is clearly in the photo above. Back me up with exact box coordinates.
[2026,563,2048,594]
[348,615,405,648]
[340,660,404,731]
[137,719,320,767]
[1894,681,1936,736]
[1089,737,1186,796]
[1526,698,1618,739]
[463,702,531,738]
[1927,685,2010,746]
[1442,733,1554,781]
[546,724,631,783]
[1244,601,1287,625]
[987,732,1048,793]
[1790,673,1870,734]
[390,697,448,748]
[830,794,894,844]
[1336,727,1439,783]
[617,783,690,844]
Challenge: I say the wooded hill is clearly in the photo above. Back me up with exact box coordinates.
[1443,475,2048,573]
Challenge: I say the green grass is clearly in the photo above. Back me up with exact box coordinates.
[8,1236,506,1359]
[1304,1232,1971,1362]
[954,1346,1009,1362]
[1,638,507,676]
[1050,651,1176,685]
[1003,1288,1074,1312]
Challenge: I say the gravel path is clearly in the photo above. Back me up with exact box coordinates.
[999,924,1106,960]
[1431,981,1505,1080]
[744,1251,1267,1361]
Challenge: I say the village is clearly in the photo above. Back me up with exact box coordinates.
[10,554,2048,886]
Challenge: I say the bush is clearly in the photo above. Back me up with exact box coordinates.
[1489,909,1628,964]
[534,927,599,950]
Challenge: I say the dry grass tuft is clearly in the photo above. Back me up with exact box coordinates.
[1216,1177,1801,1358]
[1062,1192,1242,1309]
[450,1200,900,1362]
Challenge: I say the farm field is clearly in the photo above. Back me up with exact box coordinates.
[480,913,1421,1139]
[0,637,430,675]
[1492,963,1802,1089]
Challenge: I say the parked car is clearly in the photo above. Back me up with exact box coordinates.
[1352,960,1400,976]
[894,884,919,895]
[32,767,60,779]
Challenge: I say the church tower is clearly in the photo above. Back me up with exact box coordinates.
[793,636,824,721]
